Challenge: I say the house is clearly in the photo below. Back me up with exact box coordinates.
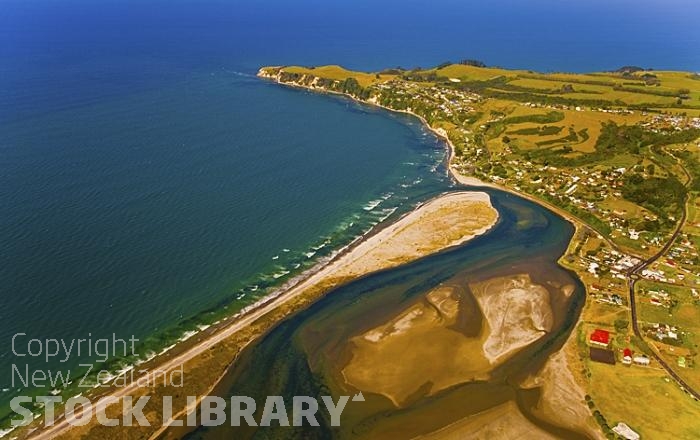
[678,356,687,368]
[634,355,650,366]
[590,329,610,347]
[622,348,633,365]
[613,422,640,440]
[588,262,599,275]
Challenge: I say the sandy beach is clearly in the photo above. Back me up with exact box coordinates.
[24,191,498,440]
[259,67,614,250]
[471,273,554,364]
[321,191,498,278]
[520,344,604,440]
[416,400,559,440]
[24,70,590,440]
[341,285,494,407]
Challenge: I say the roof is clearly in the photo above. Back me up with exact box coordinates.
[613,423,640,440]
[590,329,610,345]
[590,347,616,365]
[623,348,633,357]
[633,355,650,364]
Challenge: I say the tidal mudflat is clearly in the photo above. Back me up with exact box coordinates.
[173,190,591,440]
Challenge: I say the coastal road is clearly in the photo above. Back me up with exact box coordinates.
[625,150,700,402]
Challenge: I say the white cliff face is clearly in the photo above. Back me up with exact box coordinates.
[257,68,311,87]
[256,67,288,82]
[256,67,274,78]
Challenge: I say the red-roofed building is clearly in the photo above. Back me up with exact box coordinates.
[622,348,633,365]
[590,329,610,347]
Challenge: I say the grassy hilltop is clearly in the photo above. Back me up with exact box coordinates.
[276,63,700,108]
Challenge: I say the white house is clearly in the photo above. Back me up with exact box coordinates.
[633,355,650,366]
[613,422,640,440]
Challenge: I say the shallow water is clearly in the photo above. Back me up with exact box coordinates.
[170,190,588,439]
[3,0,698,423]
[0,70,450,414]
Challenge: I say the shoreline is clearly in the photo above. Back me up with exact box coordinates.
[256,68,606,237]
[23,190,498,440]
[255,67,616,245]
[256,68,600,437]
[21,68,589,440]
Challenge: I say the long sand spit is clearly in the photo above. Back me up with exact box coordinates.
[23,191,498,440]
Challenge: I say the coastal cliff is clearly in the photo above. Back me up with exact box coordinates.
[258,66,374,101]
[257,66,454,165]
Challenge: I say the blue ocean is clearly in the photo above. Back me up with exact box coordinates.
[1,0,698,420]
